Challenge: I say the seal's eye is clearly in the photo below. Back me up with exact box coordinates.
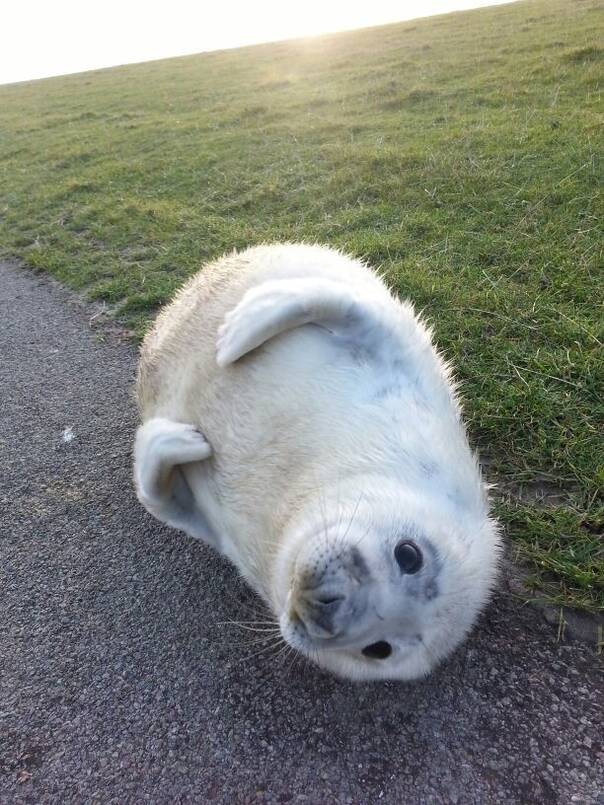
[394,540,423,574]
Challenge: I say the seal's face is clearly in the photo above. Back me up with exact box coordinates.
[276,507,499,681]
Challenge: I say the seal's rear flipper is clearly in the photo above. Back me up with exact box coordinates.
[216,278,400,367]
[134,418,218,546]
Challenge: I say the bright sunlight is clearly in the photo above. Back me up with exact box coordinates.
[1,0,516,85]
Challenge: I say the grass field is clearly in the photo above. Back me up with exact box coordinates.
[0,0,602,612]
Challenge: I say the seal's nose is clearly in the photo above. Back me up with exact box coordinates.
[291,544,369,639]
[294,587,348,639]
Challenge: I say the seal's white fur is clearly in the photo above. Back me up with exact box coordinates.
[134,243,501,681]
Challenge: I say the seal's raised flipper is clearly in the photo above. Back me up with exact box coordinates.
[134,417,217,545]
[216,278,400,367]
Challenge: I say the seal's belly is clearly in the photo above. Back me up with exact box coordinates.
[182,323,374,547]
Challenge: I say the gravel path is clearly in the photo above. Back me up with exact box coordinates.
[1,260,602,805]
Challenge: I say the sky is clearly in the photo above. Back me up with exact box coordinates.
[1,0,515,86]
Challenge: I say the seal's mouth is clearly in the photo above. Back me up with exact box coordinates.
[282,611,397,661]
[361,640,392,659]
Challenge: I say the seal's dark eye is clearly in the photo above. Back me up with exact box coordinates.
[394,540,423,574]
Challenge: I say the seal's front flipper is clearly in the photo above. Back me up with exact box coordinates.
[134,417,217,546]
[216,278,399,367]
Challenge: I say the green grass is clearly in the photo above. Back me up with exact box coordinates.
[0,0,602,612]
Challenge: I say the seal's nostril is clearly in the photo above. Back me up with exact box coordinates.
[294,589,347,639]
[315,594,344,606]
[362,641,392,659]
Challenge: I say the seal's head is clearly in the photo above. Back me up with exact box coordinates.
[274,489,500,681]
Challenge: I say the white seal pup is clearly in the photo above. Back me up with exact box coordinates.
[134,243,501,681]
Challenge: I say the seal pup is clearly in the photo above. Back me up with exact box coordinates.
[134,243,501,681]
